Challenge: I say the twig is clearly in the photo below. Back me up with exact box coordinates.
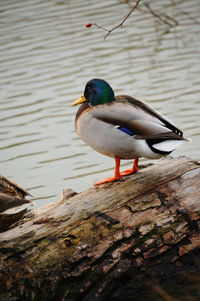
[86,0,200,39]
[180,9,200,25]
[86,0,142,39]
[104,0,142,39]
[143,2,178,27]
[91,23,110,33]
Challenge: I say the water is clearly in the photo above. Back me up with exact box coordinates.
[0,0,200,207]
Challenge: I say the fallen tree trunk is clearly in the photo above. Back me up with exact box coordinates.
[0,175,32,232]
[0,156,200,301]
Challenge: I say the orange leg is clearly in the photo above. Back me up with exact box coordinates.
[94,157,122,186]
[120,158,139,176]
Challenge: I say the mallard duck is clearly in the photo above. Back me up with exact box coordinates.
[72,78,189,185]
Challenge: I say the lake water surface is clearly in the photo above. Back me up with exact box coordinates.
[0,0,200,207]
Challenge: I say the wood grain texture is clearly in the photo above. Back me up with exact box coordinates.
[0,157,199,300]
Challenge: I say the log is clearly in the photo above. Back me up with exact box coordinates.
[0,175,32,232]
[0,156,200,301]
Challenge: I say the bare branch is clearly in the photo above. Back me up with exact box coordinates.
[180,9,200,25]
[86,0,200,40]
[92,23,110,33]
[103,0,142,39]
[143,3,178,27]
[86,0,142,40]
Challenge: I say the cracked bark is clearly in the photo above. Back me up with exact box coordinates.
[0,157,200,301]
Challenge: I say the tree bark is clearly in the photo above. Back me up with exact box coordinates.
[0,175,32,232]
[0,156,200,301]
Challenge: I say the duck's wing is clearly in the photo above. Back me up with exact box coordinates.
[121,95,183,136]
[91,95,185,141]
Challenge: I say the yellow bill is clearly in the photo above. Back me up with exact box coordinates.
[72,96,86,106]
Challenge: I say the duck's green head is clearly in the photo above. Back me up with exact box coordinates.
[72,78,115,106]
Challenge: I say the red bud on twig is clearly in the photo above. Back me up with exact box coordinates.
[86,23,93,28]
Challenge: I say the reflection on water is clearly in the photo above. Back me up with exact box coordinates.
[0,0,200,207]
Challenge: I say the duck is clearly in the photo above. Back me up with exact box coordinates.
[72,78,189,186]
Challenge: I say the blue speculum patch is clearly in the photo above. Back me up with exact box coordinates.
[117,126,134,136]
